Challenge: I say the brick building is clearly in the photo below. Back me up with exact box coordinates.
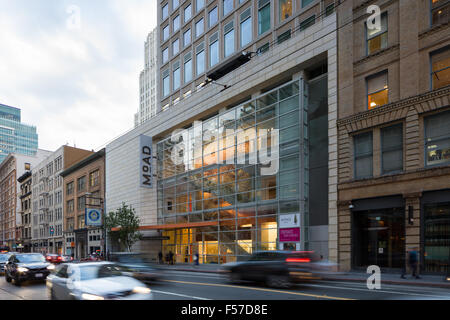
[337,0,450,274]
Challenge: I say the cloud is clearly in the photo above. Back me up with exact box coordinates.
[0,0,157,152]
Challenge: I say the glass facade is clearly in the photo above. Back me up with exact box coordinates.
[156,80,309,264]
[0,104,38,164]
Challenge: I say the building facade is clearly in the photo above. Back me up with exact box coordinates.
[135,29,159,127]
[17,171,33,252]
[0,150,51,249]
[106,0,339,264]
[60,149,105,259]
[337,0,450,274]
[31,146,93,255]
[0,103,38,164]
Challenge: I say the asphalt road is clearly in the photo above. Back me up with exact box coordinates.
[1,270,449,301]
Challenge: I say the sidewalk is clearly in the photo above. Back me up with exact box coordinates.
[158,263,450,289]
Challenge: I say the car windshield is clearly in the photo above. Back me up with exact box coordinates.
[16,254,45,263]
[77,264,128,281]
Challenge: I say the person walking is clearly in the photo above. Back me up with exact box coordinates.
[169,251,174,265]
[158,251,163,264]
[401,247,421,279]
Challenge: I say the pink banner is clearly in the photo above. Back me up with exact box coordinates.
[279,228,300,242]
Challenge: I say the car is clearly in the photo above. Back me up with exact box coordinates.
[221,251,334,288]
[4,253,53,286]
[0,254,10,274]
[60,255,74,263]
[108,252,163,283]
[46,262,153,300]
[46,254,63,264]
[81,253,102,262]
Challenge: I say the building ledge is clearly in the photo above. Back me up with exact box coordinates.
[353,44,399,66]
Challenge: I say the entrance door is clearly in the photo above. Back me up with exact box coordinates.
[353,207,405,269]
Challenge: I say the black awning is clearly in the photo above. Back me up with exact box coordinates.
[206,51,252,81]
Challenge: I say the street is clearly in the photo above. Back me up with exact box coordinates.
[1,270,449,301]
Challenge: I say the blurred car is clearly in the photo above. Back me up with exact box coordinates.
[0,254,10,274]
[222,251,336,288]
[46,262,153,300]
[4,253,53,286]
[60,255,74,263]
[108,252,163,284]
[81,253,102,262]
[46,254,63,264]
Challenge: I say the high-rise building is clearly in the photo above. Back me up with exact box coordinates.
[106,0,338,264]
[135,29,159,127]
[0,103,38,164]
[337,0,450,274]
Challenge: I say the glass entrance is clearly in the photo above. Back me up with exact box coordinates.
[353,207,405,269]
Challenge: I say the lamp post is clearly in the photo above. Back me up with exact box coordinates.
[85,192,106,259]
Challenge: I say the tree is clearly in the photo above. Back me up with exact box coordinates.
[105,202,142,252]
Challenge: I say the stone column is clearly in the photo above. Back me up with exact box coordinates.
[338,200,352,271]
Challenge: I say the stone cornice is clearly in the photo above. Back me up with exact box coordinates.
[419,22,450,39]
[353,44,399,66]
[337,86,450,131]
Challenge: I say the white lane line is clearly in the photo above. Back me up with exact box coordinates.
[302,283,450,299]
[151,289,211,300]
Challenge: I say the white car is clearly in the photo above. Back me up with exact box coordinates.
[46,262,153,300]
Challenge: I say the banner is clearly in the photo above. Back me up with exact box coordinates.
[140,135,153,188]
[85,208,103,227]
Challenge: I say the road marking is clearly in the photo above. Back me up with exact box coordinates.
[151,289,211,300]
[160,279,355,300]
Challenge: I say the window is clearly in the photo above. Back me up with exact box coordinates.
[354,132,373,179]
[277,29,291,44]
[173,64,181,90]
[184,4,192,22]
[173,0,179,10]
[431,0,450,26]
[162,47,169,63]
[325,3,335,16]
[209,7,218,27]
[196,45,205,75]
[381,124,403,174]
[425,110,450,166]
[66,182,74,196]
[173,15,180,32]
[224,22,235,57]
[431,46,450,90]
[163,25,169,41]
[366,12,387,55]
[183,29,191,47]
[223,0,234,16]
[184,55,193,83]
[196,18,204,37]
[77,196,86,211]
[163,71,170,97]
[240,9,252,47]
[209,34,219,67]
[299,15,315,31]
[89,170,99,187]
[279,0,292,22]
[367,71,388,109]
[196,0,204,12]
[172,38,180,56]
[162,3,169,20]
[77,176,86,192]
[67,200,74,213]
[302,0,314,7]
[258,0,271,35]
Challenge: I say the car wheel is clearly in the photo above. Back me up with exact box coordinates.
[266,275,291,289]
[5,273,11,283]
[14,277,21,287]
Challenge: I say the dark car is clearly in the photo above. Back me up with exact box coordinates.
[221,251,332,288]
[108,252,163,284]
[5,253,53,286]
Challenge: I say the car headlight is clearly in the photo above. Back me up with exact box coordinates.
[17,267,29,273]
[47,265,55,271]
[81,293,105,300]
[132,286,151,294]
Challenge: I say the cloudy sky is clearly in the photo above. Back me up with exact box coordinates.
[0,0,157,152]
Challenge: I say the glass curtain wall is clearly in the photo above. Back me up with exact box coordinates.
[157,80,308,263]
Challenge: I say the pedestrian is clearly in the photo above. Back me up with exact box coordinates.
[401,247,421,279]
[169,251,174,265]
[194,252,199,266]
[158,251,163,264]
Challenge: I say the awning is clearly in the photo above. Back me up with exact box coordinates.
[111,221,218,232]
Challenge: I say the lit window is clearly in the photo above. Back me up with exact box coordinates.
[425,110,450,166]
[366,12,388,55]
[431,0,450,26]
[279,0,292,22]
[367,71,388,109]
[431,46,450,90]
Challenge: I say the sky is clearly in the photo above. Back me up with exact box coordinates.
[0,0,157,152]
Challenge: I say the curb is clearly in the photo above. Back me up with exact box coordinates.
[165,267,450,289]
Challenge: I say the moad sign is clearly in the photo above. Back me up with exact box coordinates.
[140,135,153,188]
[279,213,300,228]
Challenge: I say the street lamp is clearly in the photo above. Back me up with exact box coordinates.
[85,192,106,259]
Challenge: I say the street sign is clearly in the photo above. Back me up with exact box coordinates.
[85,208,103,227]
